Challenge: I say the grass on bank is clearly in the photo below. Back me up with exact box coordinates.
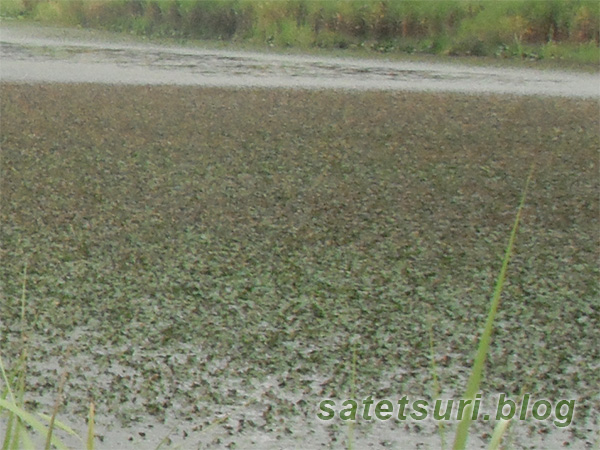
[1,0,598,67]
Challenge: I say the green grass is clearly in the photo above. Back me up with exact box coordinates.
[0,265,93,450]
[1,0,598,67]
[452,165,534,449]
[1,85,598,447]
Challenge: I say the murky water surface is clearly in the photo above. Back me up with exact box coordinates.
[2,24,598,449]
[1,24,598,97]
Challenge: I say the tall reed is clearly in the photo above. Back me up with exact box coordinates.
[452,165,535,449]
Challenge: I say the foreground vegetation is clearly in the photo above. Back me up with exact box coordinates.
[1,0,599,67]
[1,85,599,447]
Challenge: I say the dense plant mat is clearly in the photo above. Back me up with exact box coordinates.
[1,0,599,66]
[1,84,598,445]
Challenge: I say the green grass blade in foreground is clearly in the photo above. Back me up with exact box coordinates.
[44,367,69,450]
[0,264,73,450]
[10,421,35,450]
[0,397,70,450]
[1,355,69,450]
[37,412,81,438]
[452,166,534,450]
[488,419,511,450]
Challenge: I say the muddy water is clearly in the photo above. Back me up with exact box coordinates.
[1,23,598,98]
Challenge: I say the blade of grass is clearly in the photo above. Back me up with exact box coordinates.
[44,362,69,450]
[452,164,534,450]
[8,421,25,450]
[2,387,16,450]
[0,397,70,450]
[9,262,30,450]
[1,354,17,450]
[13,350,27,450]
[0,356,17,410]
[0,264,72,450]
[10,418,35,450]
[87,402,95,450]
[38,413,81,438]
[488,419,511,450]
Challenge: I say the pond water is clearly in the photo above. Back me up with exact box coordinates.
[1,23,598,98]
[1,22,598,450]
